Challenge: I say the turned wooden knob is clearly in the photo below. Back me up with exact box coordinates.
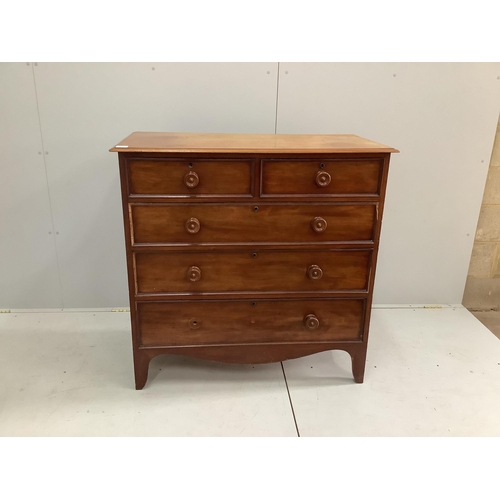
[304,314,320,330]
[307,265,323,280]
[185,217,200,234]
[184,171,199,188]
[311,216,327,233]
[315,170,331,187]
[187,266,201,282]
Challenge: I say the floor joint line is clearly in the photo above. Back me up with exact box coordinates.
[281,362,300,437]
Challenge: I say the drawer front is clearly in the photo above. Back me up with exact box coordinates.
[261,159,382,197]
[131,203,376,245]
[127,158,253,196]
[137,298,365,346]
[135,249,371,294]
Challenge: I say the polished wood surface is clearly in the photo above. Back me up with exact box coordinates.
[110,132,399,154]
[113,132,397,389]
[128,158,253,196]
[138,298,365,346]
[134,249,371,294]
[261,159,382,197]
[131,203,376,245]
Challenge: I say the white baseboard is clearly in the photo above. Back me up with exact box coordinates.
[1,305,465,313]
[372,304,464,309]
[1,308,130,314]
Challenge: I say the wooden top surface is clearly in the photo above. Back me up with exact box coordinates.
[110,132,399,154]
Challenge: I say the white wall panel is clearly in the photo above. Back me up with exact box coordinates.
[0,63,61,308]
[276,63,500,304]
[33,63,278,307]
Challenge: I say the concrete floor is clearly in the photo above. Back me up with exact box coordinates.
[1,306,499,436]
[470,310,500,340]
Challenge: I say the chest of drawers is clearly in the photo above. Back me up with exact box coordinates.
[111,132,398,389]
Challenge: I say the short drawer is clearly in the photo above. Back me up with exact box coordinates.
[261,159,382,197]
[135,249,371,294]
[130,203,376,245]
[137,298,366,346]
[127,158,253,196]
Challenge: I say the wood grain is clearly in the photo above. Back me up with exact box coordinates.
[261,159,382,197]
[137,298,365,346]
[134,249,371,294]
[131,203,376,245]
[128,158,253,196]
[110,132,399,154]
[112,132,397,389]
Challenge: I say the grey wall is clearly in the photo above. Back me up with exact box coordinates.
[1,62,499,308]
[276,63,500,304]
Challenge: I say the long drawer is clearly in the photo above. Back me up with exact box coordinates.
[137,298,366,346]
[130,203,376,245]
[134,249,371,294]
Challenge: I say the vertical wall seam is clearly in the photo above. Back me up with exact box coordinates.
[491,243,500,278]
[274,62,280,134]
[31,63,65,308]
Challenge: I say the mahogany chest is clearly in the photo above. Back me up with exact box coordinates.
[111,132,398,389]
